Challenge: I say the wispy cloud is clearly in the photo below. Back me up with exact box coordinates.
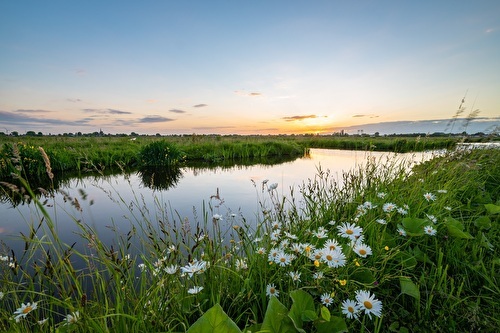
[83,108,132,115]
[352,114,379,118]
[15,109,53,114]
[235,90,262,97]
[169,109,186,114]
[139,115,175,123]
[193,104,208,108]
[0,110,90,126]
[282,115,318,122]
[67,98,82,103]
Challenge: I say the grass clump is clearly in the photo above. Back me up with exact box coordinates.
[0,146,498,332]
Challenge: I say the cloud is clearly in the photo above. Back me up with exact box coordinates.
[353,114,379,119]
[193,104,208,108]
[139,115,175,123]
[83,108,132,115]
[0,110,90,126]
[282,115,318,122]
[67,98,82,103]
[234,90,262,97]
[15,109,53,113]
[169,109,186,114]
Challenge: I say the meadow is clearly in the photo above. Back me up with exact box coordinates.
[0,134,465,180]
[0,138,499,332]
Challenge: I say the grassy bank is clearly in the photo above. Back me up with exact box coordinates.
[0,134,480,180]
[0,145,498,332]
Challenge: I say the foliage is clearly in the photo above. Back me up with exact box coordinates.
[138,140,185,167]
[0,146,498,332]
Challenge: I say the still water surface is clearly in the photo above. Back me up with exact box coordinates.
[0,149,429,255]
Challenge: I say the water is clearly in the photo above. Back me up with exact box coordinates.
[0,149,429,256]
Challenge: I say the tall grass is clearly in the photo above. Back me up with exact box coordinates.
[0,146,498,332]
[2,134,487,180]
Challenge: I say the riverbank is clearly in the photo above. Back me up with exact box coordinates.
[0,144,498,332]
[1,134,492,180]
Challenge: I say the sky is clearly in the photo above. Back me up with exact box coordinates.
[0,1,499,135]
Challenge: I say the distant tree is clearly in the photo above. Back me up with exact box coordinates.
[11,131,19,137]
[37,132,43,136]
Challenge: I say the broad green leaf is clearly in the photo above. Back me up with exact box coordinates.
[288,290,315,332]
[401,217,426,236]
[474,216,492,230]
[351,267,375,284]
[261,296,296,333]
[399,277,420,300]
[302,310,318,322]
[187,304,242,333]
[445,217,473,239]
[485,203,500,214]
[315,316,348,333]
[320,306,331,322]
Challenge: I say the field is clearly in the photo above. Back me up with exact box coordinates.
[0,137,499,332]
[0,134,477,180]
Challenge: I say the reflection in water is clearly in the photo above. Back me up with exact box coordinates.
[0,154,302,206]
[139,166,183,191]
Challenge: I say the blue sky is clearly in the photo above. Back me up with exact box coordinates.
[0,1,499,135]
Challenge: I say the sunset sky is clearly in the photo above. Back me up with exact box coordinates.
[1,1,499,135]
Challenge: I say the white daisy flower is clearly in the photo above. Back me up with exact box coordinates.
[423,192,436,202]
[377,192,387,199]
[320,293,334,307]
[275,251,294,267]
[288,271,301,282]
[424,225,437,236]
[382,202,397,213]
[397,226,407,237]
[63,311,80,325]
[321,249,346,268]
[266,284,279,298]
[13,302,38,321]
[165,264,178,275]
[376,218,387,225]
[341,299,360,319]
[353,243,372,258]
[355,290,383,319]
[323,238,340,251]
[187,286,204,294]
[337,222,363,241]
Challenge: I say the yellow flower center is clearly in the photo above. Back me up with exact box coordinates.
[363,301,373,309]
[329,245,336,250]
[280,257,286,262]
[346,229,354,235]
[314,260,320,267]
[348,306,354,313]
[359,249,367,255]
[326,254,333,261]
[23,306,32,314]
[270,288,275,294]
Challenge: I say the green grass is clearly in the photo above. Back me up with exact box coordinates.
[0,146,498,332]
[2,134,488,181]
